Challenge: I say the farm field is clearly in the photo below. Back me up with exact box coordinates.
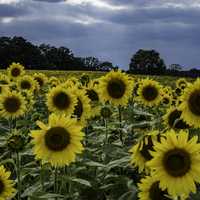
[0,63,200,200]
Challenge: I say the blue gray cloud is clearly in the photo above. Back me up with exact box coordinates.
[0,0,200,69]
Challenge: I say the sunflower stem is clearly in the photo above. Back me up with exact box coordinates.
[54,167,58,195]
[16,152,21,200]
[104,118,108,163]
[118,106,123,144]
[40,164,44,191]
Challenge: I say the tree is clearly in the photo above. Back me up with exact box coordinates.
[82,57,100,70]
[169,64,182,71]
[129,49,166,74]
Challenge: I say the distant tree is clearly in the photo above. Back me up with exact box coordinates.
[98,61,113,71]
[169,64,183,71]
[129,49,166,74]
[82,57,100,70]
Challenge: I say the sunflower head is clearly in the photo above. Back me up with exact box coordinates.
[80,74,90,86]
[99,70,133,106]
[0,90,26,119]
[31,113,84,166]
[137,79,161,107]
[129,131,161,173]
[163,107,190,129]
[0,74,10,85]
[7,62,25,79]
[179,79,200,128]
[34,73,47,88]
[0,165,16,199]
[46,86,77,115]
[138,176,172,200]
[176,78,188,89]
[17,75,36,93]
[72,89,91,126]
[148,130,200,197]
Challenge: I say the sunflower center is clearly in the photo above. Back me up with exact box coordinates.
[0,179,5,195]
[45,127,70,151]
[168,109,189,129]
[107,79,126,99]
[149,182,171,200]
[53,92,70,110]
[35,77,44,87]
[163,148,191,177]
[4,97,21,113]
[142,86,158,101]
[175,88,182,96]
[188,90,200,116]
[73,98,83,119]
[86,89,99,102]
[11,67,20,77]
[21,80,31,90]
[163,97,169,105]
[140,136,154,161]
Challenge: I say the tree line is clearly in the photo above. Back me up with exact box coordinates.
[0,36,199,77]
[0,36,116,71]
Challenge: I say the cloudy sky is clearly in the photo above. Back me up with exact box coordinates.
[0,0,200,69]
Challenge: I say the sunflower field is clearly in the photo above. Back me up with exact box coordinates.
[0,62,200,200]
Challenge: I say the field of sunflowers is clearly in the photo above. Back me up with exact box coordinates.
[0,62,200,200]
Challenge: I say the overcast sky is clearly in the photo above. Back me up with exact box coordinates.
[0,0,200,69]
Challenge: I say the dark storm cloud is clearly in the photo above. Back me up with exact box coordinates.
[0,3,27,17]
[32,0,64,2]
[0,0,200,69]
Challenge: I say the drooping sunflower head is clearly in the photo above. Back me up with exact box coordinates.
[137,79,161,107]
[138,176,172,200]
[72,89,91,126]
[99,70,134,106]
[163,107,190,129]
[148,129,200,197]
[174,87,183,97]
[100,106,112,119]
[33,73,47,88]
[0,90,26,119]
[0,165,16,199]
[17,75,36,93]
[79,74,90,86]
[31,113,84,167]
[7,62,25,80]
[179,79,200,128]
[129,130,161,173]
[46,86,77,115]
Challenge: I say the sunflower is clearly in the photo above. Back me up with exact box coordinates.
[163,107,189,129]
[17,75,36,93]
[85,83,101,118]
[161,94,172,107]
[138,175,173,200]
[72,88,91,126]
[0,90,26,119]
[7,62,25,80]
[33,73,47,88]
[31,113,84,167]
[129,131,160,173]
[179,79,200,128]
[176,78,188,90]
[48,76,60,88]
[46,86,77,115]
[0,165,16,200]
[147,129,200,197]
[99,70,133,106]
[137,79,162,107]
[0,74,10,85]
